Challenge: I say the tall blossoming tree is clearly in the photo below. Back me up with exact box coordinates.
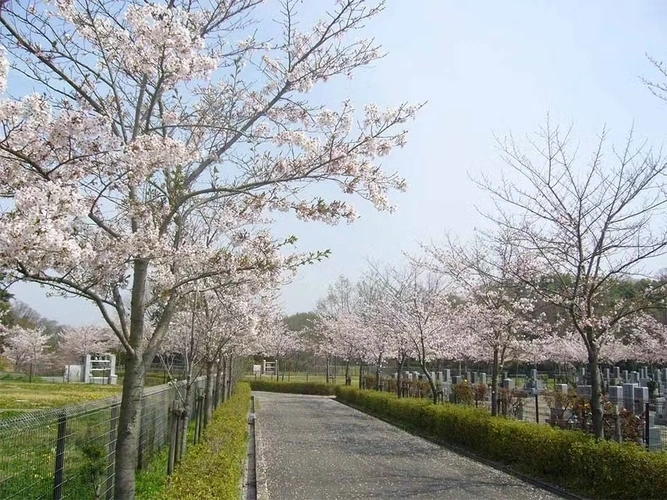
[423,233,543,415]
[478,122,667,438]
[4,325,50,381]
[0,1,419,495]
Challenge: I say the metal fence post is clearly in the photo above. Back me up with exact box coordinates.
[105,403,120,500]
[52,411,67,500]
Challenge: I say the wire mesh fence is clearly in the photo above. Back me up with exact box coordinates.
[0,377,207,500]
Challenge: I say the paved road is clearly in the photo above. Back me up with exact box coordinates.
[253,392,562,500]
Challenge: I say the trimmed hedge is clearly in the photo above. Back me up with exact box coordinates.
[249,379,336,395]
[336,386,667,499]
[160,382,251,500]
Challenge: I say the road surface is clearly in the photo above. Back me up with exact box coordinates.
[253,392,563,500]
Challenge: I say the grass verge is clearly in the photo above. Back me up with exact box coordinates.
[158,383,251,500]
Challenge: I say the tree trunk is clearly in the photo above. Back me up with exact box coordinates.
[203,361,214,428]
[213,359,223,409]
[345,359,351,385]
[325,356,330,384]
[397,353,405,398]
[588,346,604,439]
[114,258,151,500]
[491,347,499,417]
[375,354,382,390]
[225,354,233,400]
[220,356,228,403]
[358,361,364,389]
[420,361,438,404]
[178,381,192,461]
[113,353,146,499]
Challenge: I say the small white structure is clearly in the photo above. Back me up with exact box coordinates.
[262,359,277,375]
[64,353,117,384]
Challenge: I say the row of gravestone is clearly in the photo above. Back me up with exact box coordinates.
[576,366,667,395]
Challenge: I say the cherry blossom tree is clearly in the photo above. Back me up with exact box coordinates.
[316,275,359,383]
[0,1,419,494]
[57,325,120,363]
[374,262,451,403]
[423,233,544,415]
[4,325,50,381]
[478,122,667,438]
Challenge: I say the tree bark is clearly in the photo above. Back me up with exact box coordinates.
[420,361,438,404]
[113,353,146,499]
[203,361,214,428]
[114,259,149,500]
[397,353,405,398]
[225,354,233,401]
[213,359,223,409]
[345,359,351,385]
[588,345,604,439]
[491,347,499,416]
[358,360,364,389]
[375,354,382,390]
[220,356,228,403]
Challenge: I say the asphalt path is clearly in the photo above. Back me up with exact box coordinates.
[253,392,562,500]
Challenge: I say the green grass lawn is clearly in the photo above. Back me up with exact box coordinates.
[0,380,121,413]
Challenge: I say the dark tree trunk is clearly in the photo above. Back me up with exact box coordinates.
[221,356,228,403]
[491,347,499,416]
[375,354,382,390]
[114,353,146,499]
[203,361,214,428]
[397,353,406,398]
[588,345,604,439]
[358,361,364,389]
[213,359,223,409]
[225,354,234,400]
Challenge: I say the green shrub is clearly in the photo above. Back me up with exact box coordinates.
[249,379,335,395]
[335,386,667,499]
[160,382,251,500]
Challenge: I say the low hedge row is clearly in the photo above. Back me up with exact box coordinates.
[336,386,667,499]
[160,382,251,500]
[249,379,336,395]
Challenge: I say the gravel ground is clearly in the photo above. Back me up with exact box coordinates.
[254,392,562,500]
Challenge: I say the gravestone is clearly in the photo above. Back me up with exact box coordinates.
[502,378,514,390]
[466,371,473,382]
[608,386,623,405]
[555,384,568,393]
[604,368,610,380]
[451,375,462,384]
[623,370,629,382]
[634,386,649,414]
[613,366,620,379]
[435,371,443,383]
[479,373,487,386]
[576,385,592,399]
[443,369,451,382]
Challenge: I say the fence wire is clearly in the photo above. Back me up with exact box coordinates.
[0,377,206,500]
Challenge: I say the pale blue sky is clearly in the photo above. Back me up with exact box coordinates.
[10,0,667,324]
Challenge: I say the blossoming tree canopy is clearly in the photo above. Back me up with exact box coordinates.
[0,1,420,496]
